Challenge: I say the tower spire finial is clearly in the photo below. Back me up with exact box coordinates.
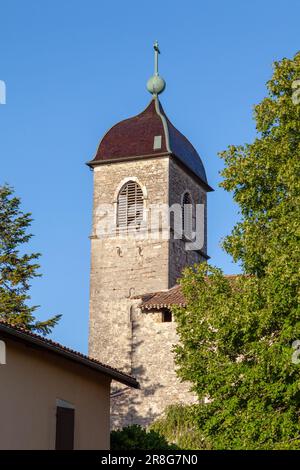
[147,41,166,96]
[154,40,160,76]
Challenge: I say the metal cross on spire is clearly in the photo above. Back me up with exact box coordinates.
[147,41,166,96]
[154,40,160,76]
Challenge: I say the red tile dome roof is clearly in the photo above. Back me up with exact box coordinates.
[88,97,212,189]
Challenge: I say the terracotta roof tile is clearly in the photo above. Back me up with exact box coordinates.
[94,99,168,161]
[88,97,212,190]
[139,275,241,310]
[140,285,186,310]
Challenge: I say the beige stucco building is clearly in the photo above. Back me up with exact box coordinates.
[0,321,138,450]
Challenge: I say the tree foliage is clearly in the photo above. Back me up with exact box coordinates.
[0,185,61,334]
[151,404,206,450]
[156,52,300,449]
[110,425,177,450]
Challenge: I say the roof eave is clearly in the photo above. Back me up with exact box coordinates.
[86,153,214,192]
[141,303,187,310]
[169,153,214,192]
[0,323,139,389]
[86,152,171,169]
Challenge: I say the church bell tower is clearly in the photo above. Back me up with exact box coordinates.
[87,43,212,427]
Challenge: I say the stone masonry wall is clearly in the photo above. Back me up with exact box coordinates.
[89,157,170,371]
[168,158,208,286]
[111,301,197,429]
[89,155,206,428]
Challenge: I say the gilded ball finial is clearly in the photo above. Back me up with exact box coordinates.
[146,41,166,96]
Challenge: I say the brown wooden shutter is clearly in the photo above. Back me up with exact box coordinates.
[55,406,75,450]
[117,181,143,228]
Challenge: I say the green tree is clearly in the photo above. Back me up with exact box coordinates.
[110,425,177,450]
[151,404,206,450]
[156,52,300,449]
[0,185,61,334]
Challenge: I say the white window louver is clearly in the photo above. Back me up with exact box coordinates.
[117,181,144,229]
[182,192,193,240]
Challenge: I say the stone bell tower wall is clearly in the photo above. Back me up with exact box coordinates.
[110,300,197,429]
[88,157,171,372]
[88,155,207,429]
[168,158,208,286]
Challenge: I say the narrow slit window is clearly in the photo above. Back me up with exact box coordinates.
[182,192,193,239]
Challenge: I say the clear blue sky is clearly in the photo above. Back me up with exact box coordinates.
[0,0,298,353]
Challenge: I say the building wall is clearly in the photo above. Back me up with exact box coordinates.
[0,336,111,450]
[168,158,207,286]
[111,301,197,429]
[89,156,206,428]
[89,157,170,371]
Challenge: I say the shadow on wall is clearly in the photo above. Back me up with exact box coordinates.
[111,324,163,429]
[110,302,181,429]
[110,359,164,429]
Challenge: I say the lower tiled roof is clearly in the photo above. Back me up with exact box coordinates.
[139,275,241,310]
[140,285,186,310]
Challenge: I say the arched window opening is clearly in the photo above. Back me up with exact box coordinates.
[182,191,193,240]
[117,181,144,229]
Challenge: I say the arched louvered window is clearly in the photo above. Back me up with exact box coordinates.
[182,191,193,239]
[117,181,144,229]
